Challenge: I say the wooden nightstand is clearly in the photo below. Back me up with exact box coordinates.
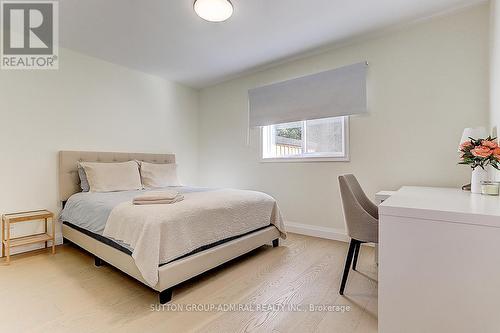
[1,210,55,264]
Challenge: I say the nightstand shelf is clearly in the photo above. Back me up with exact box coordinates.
[6,233,53,247]
[2,210,55,264]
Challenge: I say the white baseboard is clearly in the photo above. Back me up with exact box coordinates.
[285,221,349,242]
[1,232,63,257]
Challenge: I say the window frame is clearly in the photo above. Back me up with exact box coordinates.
[259,116,350,163]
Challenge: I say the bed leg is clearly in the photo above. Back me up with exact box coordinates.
[272,238,279,247]
[94,256,104,267]
[159,288,173,304]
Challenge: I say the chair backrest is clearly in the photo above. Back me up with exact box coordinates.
[338,174,378,242]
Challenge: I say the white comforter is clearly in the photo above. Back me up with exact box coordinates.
[102,189,286,286]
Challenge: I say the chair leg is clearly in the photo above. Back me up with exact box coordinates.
[352,242,361,271]
[340,239,357,295]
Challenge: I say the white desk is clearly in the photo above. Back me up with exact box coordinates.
[379,186,500,333]
[374,191,397,264]
[375,190,397,205]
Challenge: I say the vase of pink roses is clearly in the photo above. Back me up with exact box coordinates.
[459,136,500,193]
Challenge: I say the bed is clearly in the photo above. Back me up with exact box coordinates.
[59,151,284,304]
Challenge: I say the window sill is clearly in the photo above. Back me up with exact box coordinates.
[260,156,350,163]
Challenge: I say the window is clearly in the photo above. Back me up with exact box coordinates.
[261,116,349,161]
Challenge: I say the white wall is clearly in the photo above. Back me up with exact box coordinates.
[198,4,490,233]
[0,48,199,253]
[489,0,500,181]
[491,0,500,136]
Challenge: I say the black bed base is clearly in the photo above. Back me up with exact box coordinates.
[68,237,280,304]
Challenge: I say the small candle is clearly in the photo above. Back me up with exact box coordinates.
[481,182,500,196]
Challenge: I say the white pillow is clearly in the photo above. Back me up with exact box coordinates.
[79,161,142,192]
[139,162,181,188]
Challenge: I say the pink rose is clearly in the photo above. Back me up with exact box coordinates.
[493,147,500,160]
[459,141,473,150]
[472,146,493,158]
[482,140,498,149]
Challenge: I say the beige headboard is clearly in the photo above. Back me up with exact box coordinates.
[58,151,176,202]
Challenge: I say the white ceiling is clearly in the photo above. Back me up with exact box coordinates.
[60,0,482,88]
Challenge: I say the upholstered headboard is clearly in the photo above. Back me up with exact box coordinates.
[58,151,176,202]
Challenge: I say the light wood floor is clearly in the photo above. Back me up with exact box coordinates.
[0,234,377,333]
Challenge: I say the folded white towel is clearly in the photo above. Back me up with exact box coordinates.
[133,193,184,205]
[134,190,179,202]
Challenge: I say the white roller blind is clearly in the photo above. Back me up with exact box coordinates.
[248,62,367,127]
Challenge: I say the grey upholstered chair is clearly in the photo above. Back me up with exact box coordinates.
[338,174,379,295]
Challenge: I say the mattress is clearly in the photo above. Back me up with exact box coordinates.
[63,221,134,255]
[60,186,273,265]
[63,220,269,266]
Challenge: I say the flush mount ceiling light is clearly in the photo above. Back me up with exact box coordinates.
[194,0,233,22]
